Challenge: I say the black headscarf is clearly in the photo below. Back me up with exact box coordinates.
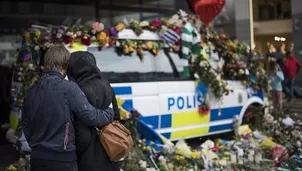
[67,51,120,171]
[67,51,120,117]
[67,51,102,85]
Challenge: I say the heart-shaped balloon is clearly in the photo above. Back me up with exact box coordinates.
[188,0,225,26]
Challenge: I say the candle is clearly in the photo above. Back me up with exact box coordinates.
[219,159,227,166]
[230,154,237,163]
[255,152,262,164]
[248,154,254,162]
[238,157,243,165]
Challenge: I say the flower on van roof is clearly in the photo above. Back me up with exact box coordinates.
[91,22,104,35]
[173,26,182,35]
[116,23,126,32]
[110,27,119,37]
[139,21,150,28]
[151,19,161,30]
[97,32,109,46]
[146,41,153,49]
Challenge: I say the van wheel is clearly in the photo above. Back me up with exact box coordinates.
[241,104,264,130]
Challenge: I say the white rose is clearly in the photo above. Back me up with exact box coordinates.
[139,21,150,27]
[66,32,73,36]
[34,45,40,51]
[296,141,301,147]
[179,10,188,17]
[194,73,200,79]
[239,69,244,75]
[158,155,165,161]
[116,41,121,47]
[56,33,62,39]
[199,61,205,67]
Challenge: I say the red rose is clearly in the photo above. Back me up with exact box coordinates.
[81,36,91,46]
[198,105,210,116]
[63,35,73,44]
[211,146,219,153]
[173,26,182,35]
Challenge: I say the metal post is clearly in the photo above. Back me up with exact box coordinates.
[249,0,255,49]
[95,0,100,20]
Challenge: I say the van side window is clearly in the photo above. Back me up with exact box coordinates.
[153,49,193,81]
[88,47,157,83]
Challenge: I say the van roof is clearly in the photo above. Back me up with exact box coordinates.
[118,29,162,41]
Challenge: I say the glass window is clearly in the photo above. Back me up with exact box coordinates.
[256,0,291,21]
[142,0,175,10]
[153,50,193,81]
[88,47,156,83]
[99,10,111,28]
[141,12,170,21]
[112,11,140,24]
[111,0,140,6]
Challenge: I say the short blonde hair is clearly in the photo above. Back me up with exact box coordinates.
[44,45,70,72]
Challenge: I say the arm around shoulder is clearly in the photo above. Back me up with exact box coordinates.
[68,83,115,127]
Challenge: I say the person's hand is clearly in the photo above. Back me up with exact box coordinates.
[275,65,281,72]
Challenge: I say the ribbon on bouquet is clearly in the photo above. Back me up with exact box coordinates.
[181,22,201,77]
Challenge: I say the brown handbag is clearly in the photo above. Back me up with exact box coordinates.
[96,121,133,162]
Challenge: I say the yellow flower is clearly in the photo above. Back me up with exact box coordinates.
[152,49,158,55]
[6,164,17,171]
[129,46,135,53]
[238,125,252,136]
[146,146,152,151]
[97,32,109,46]
[24,32,31,43]
[261,138,277,149]
[116,23,126,31]
[191,151,201,159]
[123,45,130,54]
[176,155,185,160]
[116,97,125,106]
[33,29,41,41]
[146,41,153,49]
[119,107,130,120]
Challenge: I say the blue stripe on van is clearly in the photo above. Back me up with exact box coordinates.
[112,86,132,95]
[140,116,159,129]
[161,133,171,139]
[121,99,133,111]
[210,106,242,122]
[209,123,233,132]
[160,114,172,128]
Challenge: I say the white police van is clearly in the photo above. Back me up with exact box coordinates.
[71,29,265,141]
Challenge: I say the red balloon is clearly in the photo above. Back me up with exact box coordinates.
[188,0,225,26]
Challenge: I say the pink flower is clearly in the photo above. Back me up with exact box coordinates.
[152,19,161,28]
[76,31,82,37]
[173,26,182,35]
[91,22,104,34]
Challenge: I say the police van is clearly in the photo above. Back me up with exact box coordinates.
[72,29,265,141]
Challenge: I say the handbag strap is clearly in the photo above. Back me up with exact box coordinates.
[95,127,102,135]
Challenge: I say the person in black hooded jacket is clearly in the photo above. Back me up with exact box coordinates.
[67,51,120,171]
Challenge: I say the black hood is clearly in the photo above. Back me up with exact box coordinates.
[67,51,102,86]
